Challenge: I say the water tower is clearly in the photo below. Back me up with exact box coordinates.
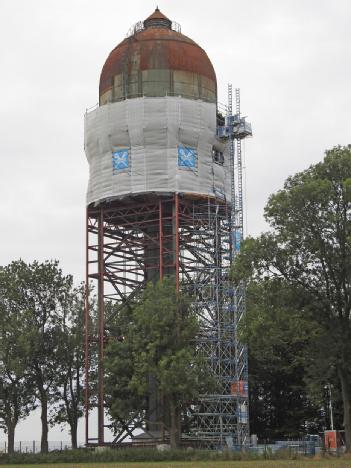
[84,8,252,448]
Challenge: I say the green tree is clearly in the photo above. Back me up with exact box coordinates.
[0,263,36,453]
[50,284,85,449]
[105,306,145,443]
[233,145,351,450]
[240,279,323,440]
[105,277,211,448]
[7,260,73,453]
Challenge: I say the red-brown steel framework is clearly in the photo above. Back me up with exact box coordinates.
[85,194,181,445]
[84,193,246,447]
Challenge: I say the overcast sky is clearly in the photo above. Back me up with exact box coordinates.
[0,0,350,445]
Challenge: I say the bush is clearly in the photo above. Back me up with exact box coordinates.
[0,446,307,465]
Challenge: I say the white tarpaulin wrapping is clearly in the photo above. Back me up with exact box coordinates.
[84,96,230,205]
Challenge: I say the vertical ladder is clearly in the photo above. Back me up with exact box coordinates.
[228,84,236,239]
[227,85,249,447]
[235,88,243,238]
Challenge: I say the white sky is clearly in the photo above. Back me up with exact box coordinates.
[0,0,350,445]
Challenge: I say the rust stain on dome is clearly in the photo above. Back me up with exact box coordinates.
[99,9,216,99]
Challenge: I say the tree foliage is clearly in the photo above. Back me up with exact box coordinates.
[0,260,84,452]
[18,260,73,454]
[233,145,351,450]
[240,279,325,440]
[0,263,36,453]
[105,277,212,448]
[50,284,85,449]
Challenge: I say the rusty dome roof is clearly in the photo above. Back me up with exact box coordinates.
[99,8,216,99]
[144,6,172,26]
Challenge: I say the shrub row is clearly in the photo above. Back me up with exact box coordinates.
[0,447,307,465]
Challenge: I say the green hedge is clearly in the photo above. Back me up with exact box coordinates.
[0,447,305,465]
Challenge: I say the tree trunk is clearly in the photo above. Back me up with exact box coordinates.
[70,421,78,449]
[169,399,180,449]
[7,422,15,454]
[40,393,49,454]
[338,367,351,452]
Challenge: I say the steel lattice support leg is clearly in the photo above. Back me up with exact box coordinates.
[84,197,177,445]
[84,208,90,446]
[98,208,105,444]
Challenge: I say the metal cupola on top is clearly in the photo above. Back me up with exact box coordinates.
[84,8,252,450]
[99,8,217,105]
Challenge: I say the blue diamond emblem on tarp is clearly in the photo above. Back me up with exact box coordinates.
[112,149,129,171]
[178,146,197,168]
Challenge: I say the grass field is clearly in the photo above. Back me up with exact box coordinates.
[1,460,351,468]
